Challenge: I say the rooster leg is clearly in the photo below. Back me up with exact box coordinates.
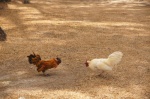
[42,70,46,75]
[98,71,104,76]
[42,70,49,76]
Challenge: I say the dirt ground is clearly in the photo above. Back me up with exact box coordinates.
[0,0,150,99]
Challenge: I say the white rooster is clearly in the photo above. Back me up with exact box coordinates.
[85,51,123,75]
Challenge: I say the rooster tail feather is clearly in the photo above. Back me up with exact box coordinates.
[27,52,37,64]
[27,55,34,64]
[98,64,112,71]
[107,51,123,66]
[32,51,36,56]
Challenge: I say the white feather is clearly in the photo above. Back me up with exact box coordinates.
[107,51,123,66]
[87,51,123,71]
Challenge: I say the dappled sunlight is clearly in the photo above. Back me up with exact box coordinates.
[48,90,92,99]
[20,14,44,20]
[6,37,24,44]
[22,19,148,37]
[0,17,17,30]
[0,0,150,99]
[0,71,28,88]
[101,0,150,6]
[126,27,145,31]
[27,38,67,45]
[71,5,94,8]
[1,81,11,87]
[7,4,18,10]
[32,0,150,8]
[40,38,67,45]
[31,0,53,5]
[26,26,38,31]
[18,7,41,14]
[107,0,142,4]
[7,89,93,99]
[94,86,138,98]
[23,20,144,28]
[5,84,147,99]
[6,36,67,45]
[129,85,147,98]
[8,4,44,20]
[124,33,149,37]
[17,71,27,76]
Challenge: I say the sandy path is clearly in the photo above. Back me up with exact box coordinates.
[0,0,150,99]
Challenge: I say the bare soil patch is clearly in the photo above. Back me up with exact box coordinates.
[0,0,150,99]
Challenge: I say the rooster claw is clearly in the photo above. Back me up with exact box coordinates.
[43,74,50,76]
[96,74,105,78]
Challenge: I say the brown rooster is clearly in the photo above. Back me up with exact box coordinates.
[27,52,61,76]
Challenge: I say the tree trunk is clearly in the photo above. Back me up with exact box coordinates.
[0,27,7,41]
